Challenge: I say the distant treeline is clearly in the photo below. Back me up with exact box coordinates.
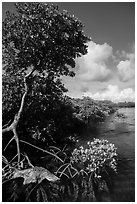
[67,96,135,124]
[93,99,135,108]
[116,101,135,107]
[67,96,117,124]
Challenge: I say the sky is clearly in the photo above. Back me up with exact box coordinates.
[2,2,135,102]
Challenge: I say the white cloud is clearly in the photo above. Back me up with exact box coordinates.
[63,41,135,101]
[117,52,135,82]
[76,41,113,82]
[83,85,135,102]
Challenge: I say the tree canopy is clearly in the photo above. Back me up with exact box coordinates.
[3,2,89,74]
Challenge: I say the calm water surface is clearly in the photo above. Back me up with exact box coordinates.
[79,108,135,202]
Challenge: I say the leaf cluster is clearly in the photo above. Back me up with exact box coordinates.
[3,2,90,75]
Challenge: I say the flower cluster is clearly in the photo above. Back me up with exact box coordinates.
[70,138,117,175]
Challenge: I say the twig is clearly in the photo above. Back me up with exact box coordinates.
[68,166,73,178]
[71,171,78,178]
[2,155,8,163]
[55,163,69,174]
[50,146,67,159]
[2,119,12,128]
[62,144,67,152]
[9,153,24,164]
[79,169,88,176]
[49,146,61,151]
[2,159,17,170]
[69,163,79,175]
[24,153,34,167]
[59,163,70,178]
[4,135,15,151]
[56,171,70,178]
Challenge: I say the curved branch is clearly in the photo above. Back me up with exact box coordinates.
[2,119,12,129]
[3,68,36,134]
[2,68,36,167]
[4,135,15,151]
[13,128,20,165]
[14,90,28,124]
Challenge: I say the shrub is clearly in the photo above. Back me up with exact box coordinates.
[71,138,117,177]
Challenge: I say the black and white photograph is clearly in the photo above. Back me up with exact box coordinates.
[2,1,135,202]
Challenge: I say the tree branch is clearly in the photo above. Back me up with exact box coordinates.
[13,128,20,165]
[2,119,12,129]
[4,135,15,151]
[2,68,36,167]
[20,140,64,163]
[2,125,12,134]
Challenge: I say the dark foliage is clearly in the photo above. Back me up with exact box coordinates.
[68,96,117,124]
[2,2,90,145]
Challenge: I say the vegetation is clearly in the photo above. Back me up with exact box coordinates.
[69,97,116,124]
[3,2,90,143]
[71,139,117,174]
[115,111,127,119]
[2,2,118,202]
[2,138,117,201]
[116,101,135,108]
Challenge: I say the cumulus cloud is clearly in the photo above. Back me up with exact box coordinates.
[63,41,135,101]
[83,85,135,102]
[76,41,113,82]
[117,51,135,82]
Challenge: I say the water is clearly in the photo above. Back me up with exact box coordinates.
[79,108,135,202]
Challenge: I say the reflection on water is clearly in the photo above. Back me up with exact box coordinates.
[79,108,135,202]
